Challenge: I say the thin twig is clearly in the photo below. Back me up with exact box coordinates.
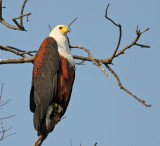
[7,46,35,56]
[105,64,151,107]
[0,118,15,141]
[20,0,28,26]
[71,45,110,78]
[0,83,4,101]
[0,121,4,140]
[0,125,12,133]
[12,19,24,30]
[105,4,119,27]
[141,28,150,34]
[0,115,16,120]
[60,116,67,121]
[48,25,51,32]
[68,18,78,27]
[0,99,11,107]
[0,19,20,30]
[135,43,150,48]
[0,132,16,141]
[18,50,37,55]
[102,27,150,63]
[70,139,72,146]
[12,12,31,20]
[75,60,86,65]
[0,0,2,21]
[0,45,26,57]
[0,122,16,141]
[105,3,122,64]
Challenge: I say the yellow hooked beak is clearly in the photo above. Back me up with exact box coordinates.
[59,26,71,34]
[66,27,71,33]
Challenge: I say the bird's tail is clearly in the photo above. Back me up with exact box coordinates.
[33,103,63,136]
[33,107,42,136]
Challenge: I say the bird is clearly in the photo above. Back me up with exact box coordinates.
[30,25,75,136]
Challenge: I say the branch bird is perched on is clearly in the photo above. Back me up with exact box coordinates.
[30,25,75,137]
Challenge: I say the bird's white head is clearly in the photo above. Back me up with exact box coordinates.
[49,25,71,37]
[49,24,75,66]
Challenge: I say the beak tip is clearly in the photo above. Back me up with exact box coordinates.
[68,28,71,32]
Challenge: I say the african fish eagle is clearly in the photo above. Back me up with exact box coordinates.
[30,25,75,136]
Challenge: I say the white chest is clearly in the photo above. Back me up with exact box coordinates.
[50,35,75,66]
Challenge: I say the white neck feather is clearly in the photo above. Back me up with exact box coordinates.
[49,33,75,66]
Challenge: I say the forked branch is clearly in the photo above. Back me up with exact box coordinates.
[71,45,110,78]
[105,4,122,64]
[0,0,31,31]
[0,84,16,141]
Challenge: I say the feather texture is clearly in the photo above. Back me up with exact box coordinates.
[30,36,75,136]
[30,37,60,133]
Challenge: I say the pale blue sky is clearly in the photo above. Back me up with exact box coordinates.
[0,0,160,146]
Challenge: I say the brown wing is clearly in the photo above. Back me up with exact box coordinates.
[30,37,60,133]
[55,55,75,116]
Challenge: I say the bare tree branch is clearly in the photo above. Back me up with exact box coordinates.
[0,83,4,101]
[0,84,16,141]
[135,43,150,48]
[0,56,34,64]
[0,99,11,108]
[0,122,16,141]
[0,115,16,120]
[48,25,51,32]
[13,13,31,21]
[12,12,31,30]
[71,45,110,78]
[105,65,151,107]
[6,46,35,56]
[102,27,150,63]
[0,45,25,57]
[20,0,28,25]
[0,0,31,31]
[105,3,122,64]
[18,50,37,55]
[70,139,72,146]
[75,60,85,65]
[68,18,78,27]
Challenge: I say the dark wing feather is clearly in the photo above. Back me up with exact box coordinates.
[30,37,60,132]
[67,37,72,49]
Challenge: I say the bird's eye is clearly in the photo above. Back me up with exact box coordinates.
[59,27,62,29]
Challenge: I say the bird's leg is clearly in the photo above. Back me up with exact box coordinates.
[46,103,63,133]
[54,103,63,114]
[52,103,63,123]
